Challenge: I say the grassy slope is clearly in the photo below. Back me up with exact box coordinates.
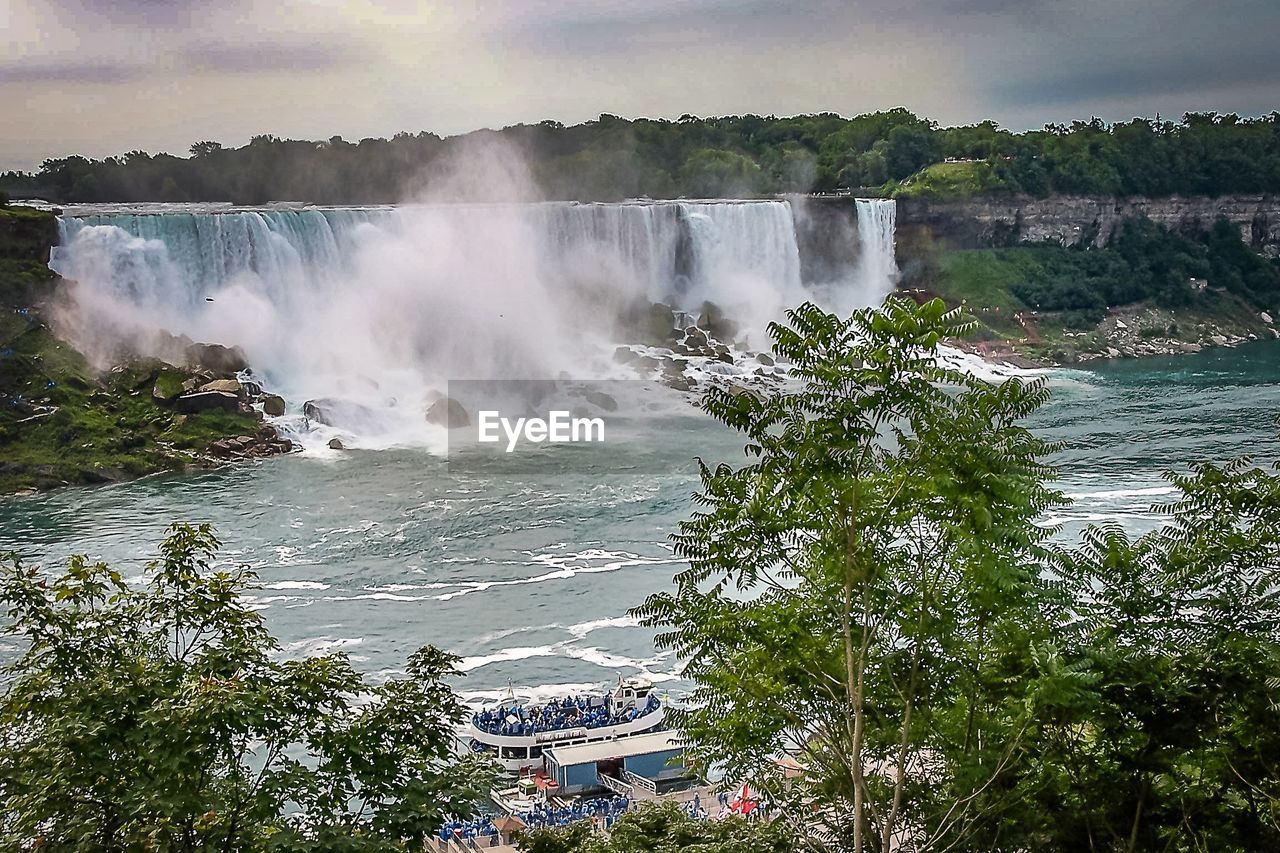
[0,207,265,494]
[894,161,1002,200]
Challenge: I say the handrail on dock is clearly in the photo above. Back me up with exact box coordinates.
[598,773,633,796]
[622,769,657,794]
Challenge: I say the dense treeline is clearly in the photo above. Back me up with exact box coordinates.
[2,109,1279,204]
[1005,218,1280,321]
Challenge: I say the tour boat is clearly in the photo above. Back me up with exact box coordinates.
[460,676,666,774]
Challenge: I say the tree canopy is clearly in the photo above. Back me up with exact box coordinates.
[0,523,496,851]
[636,297,1280,851]
[4,110,1279,204]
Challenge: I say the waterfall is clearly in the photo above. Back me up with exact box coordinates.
[854,199,898,296]
[51,201,816,330]
[49,199,894,447]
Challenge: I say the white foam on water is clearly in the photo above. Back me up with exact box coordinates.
[1065,486,1178,500]
[565,616,642,639]
[457,646,559,672]
[258,580,330,590]
[458,642,677,682]
[281,636,365,656]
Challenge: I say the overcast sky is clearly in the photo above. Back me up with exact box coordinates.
[2,0,1277,171]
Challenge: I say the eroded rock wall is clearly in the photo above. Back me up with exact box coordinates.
[897,194,1280,256]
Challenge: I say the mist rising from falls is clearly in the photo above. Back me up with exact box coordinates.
[50,198,897,448]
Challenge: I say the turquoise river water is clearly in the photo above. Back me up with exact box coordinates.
[1,341,1277,704]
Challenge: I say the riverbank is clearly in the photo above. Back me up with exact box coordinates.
[906,243,1278,368]
[0,205,292,496]
[944,299,1275,369]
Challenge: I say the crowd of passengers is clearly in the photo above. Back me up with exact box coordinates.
[436,797,630,845]
[437,816,498,844]
[519,795,630,829]
[472,693,660,736]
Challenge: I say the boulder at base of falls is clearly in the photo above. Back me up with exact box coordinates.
[207,426,295,459]
[328,438,345,450]
[619,298,680,345]
[756,352,776,366]
[613,346,638,364]
[683,326,709,348]
[583,390,619,412]
[697,301,739,343]
[262,394,287,416]
[184,342,249,376]
[425,396,470,429]
[303,398,376,428]
[199,378,243,396]
[175,390,240,414]
[726,384,765,404]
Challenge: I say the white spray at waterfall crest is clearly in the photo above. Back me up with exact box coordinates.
[855,199,898,297]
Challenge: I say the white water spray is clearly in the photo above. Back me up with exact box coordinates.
[49,193,897,448]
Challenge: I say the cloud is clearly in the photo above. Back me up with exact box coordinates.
[183,41,361,75]
[0,60,150,85]
[0,0,1276,171]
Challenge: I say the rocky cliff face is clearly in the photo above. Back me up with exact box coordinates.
[0,205,60,263]
[897,194,1280,256]
[788,195,861,284]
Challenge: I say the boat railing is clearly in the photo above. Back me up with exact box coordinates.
[598,773,633,796]
[622,769,657,795]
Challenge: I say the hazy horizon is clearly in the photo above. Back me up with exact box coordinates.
[4,0,1279,172]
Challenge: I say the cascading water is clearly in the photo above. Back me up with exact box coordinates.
[49,198,895,447]
[854,198,898,296]
[676,201,804,333]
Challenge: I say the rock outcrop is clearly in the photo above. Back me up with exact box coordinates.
[897,194,1280,256]
[303,398,376,428]
[184,342,250,374]
[425,396,470,429]
[206,425,294,459]
[262,394,287,416]
[174,390,241,414]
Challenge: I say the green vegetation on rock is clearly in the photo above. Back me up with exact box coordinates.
[0,206,272,495]
[892,159,1004,199]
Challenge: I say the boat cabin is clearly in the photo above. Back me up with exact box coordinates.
[544,730,693,796]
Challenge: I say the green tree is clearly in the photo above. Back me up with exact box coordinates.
[1022,455,1280,852]
[679,148,766,197]
[0,523,495,851]
[883,123,938,180]
[636,297,1071,852]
